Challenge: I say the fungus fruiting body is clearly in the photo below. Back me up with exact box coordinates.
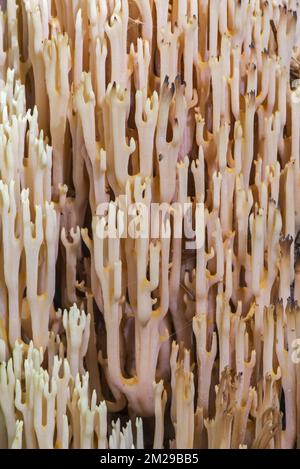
[0,0,300,450]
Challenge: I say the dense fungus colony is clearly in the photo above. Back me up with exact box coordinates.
[0,0,300,450]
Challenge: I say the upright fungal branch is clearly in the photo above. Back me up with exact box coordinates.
[43,32,71,191]
[0,0,300,450]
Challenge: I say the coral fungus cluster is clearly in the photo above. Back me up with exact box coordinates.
[0,0,300,449]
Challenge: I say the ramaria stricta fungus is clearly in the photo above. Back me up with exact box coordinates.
[0,0,300,450]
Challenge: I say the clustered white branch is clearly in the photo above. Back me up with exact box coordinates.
[0,0,300,449]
